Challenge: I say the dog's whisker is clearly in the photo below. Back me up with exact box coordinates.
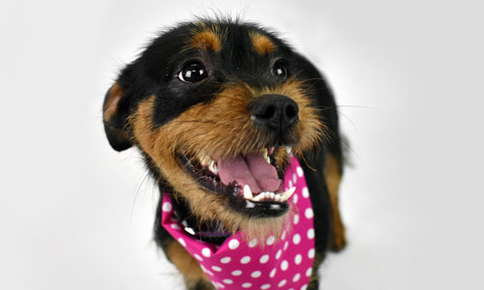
[130,171,152,222]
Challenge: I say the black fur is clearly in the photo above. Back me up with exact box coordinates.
[104,18,344,289]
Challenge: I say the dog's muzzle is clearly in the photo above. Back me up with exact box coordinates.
[248,94,299,132]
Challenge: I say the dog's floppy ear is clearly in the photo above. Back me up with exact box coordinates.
[102,82,132,151]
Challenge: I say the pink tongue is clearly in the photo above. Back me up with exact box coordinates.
[217,153,281,193]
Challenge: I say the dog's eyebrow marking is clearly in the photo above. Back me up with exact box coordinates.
[191,30,222,52]
[250,32,276,55]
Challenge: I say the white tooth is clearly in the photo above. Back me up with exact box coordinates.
[279,193,288,202]
[243,185,253,200]
[268,192,275,200]
[286,146,292,154]
[262,149,271,164]
[209,161,219,174]
[280,187,296,201]
[255,193,265,202]
[274,195,281,202]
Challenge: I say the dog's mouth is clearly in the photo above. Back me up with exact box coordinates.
[177,147,294,217]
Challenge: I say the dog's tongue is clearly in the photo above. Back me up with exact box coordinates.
[218,153,281,193]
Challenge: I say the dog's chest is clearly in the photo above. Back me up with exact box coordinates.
[161,157,315,289]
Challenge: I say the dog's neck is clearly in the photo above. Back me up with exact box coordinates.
[157,183,231,245]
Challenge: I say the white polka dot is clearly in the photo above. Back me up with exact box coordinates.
[177,238,186,247]
[241,256,251,264]
[220,257,231,264]
[269,268,277,278]
[301,285,308,290]
[275,249,282,260]
[295,254,302,265]
[308,248,315,259]
[280,260,288,271]
[215,282,225,289]
[201,248,211,257]
[283,241,289,251]
[171,224,180,230]
[306,267,313,277]
[242,283,252,288]
[201,266,213,276]
[307,228,315,239]
[232,270,242,276]
[296,166,303,177]
[162,202,172,212]
[289,180,293,188]
[293,173,297,183]
[259,254,270,264]
[266,235,275,246]
[261,284,271,289]
[278,280,287,288]
[248,238,258,248]
[302,187,309,198]
[293,234,301,245]
[228,239,240,250]
[293,214,299,225]
[293,273,301,282]
[293,194,298,204]
[251,271,262,278]
[281,231,287,240]
[305,208,314,219]
[194,254,203,261]
[223,279,233,285]
[211,265,222,272]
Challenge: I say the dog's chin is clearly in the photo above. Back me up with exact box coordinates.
[176,146,295,220]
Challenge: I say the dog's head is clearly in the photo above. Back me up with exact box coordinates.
[103,19,331,238]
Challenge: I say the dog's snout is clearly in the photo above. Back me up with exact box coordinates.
[248,94,299,130]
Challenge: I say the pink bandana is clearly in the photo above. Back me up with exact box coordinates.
[161,156,315,289]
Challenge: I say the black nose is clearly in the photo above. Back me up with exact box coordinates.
[248,94,299,131]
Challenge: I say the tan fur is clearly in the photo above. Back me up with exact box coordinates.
[258,79,327,155]
[250,32,276,55]
[130,79,324,241]
[191,30,222,52]
[166,240,212,288]
[103,82,123,122]
[324,154,347,251]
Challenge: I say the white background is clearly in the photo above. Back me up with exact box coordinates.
[1,0,483,289]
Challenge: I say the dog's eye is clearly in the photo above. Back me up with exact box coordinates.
[272,59,288,79]
[178,61,208,83]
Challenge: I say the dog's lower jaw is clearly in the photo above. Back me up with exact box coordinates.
[175,191,292,242]
[152,151,292,241]
[222,208,292,242]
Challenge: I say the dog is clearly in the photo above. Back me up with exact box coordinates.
[102,18,346,290]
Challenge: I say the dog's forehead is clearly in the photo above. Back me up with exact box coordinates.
[191,22,281,59]
[185,21,289,81]
[142,21,291,82]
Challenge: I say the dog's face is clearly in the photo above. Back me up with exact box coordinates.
[103,20,327,237]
